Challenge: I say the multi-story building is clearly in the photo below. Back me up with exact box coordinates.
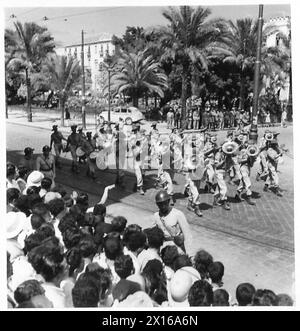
[56,32,115,93]
[264,16,291,102]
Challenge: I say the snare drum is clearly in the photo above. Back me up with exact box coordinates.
[76,147,85,157]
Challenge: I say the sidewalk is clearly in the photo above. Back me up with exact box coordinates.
[6,107,169,135]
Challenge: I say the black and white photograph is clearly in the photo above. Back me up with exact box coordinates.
[3,0,298,311]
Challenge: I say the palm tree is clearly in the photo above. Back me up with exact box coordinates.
[221,18,259,110]
[35,54,81,126]
[110,50,168,107]
[158,6,230,124]
[13,21,55,122]
[5,28,18,118]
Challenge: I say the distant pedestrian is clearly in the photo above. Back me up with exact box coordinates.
[281,108,287,128]
[265,111,271,127]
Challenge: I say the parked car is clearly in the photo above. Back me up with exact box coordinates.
[101,106,145,124]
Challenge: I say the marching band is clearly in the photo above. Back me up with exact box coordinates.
[51,120,286,217]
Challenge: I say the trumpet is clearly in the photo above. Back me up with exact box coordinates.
[222,141,239,155]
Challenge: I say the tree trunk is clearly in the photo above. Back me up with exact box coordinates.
[287,65,293,121]
[239,73,245,110]
[25,68,32,122]
[181,70,189,128]
[132,94,139,108]
[60,97,65,127]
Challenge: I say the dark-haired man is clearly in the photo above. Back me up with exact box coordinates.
[36,146,56,188]
[19,147,35,172]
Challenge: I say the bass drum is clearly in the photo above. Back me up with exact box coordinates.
[76,147,85,157]
[96,150,107,170]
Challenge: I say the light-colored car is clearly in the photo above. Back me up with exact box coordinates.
[101,106,145,124]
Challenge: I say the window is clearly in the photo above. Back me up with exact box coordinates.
[95,45,97,53]
[121,108,127,113]
[100,44,103,57]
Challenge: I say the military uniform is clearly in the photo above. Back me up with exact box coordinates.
[66,126,81,173]
[50,125,66,168]
[81,133,97,179]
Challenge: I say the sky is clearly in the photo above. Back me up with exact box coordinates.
[4,2,291,47]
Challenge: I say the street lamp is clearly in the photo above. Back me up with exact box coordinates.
[249,4,264,145]
[81,29,86,129]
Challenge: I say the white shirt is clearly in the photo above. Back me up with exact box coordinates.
[42,282,66,308]
[137,248,162,272]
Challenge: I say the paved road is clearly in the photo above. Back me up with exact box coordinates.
[6,122,295,299]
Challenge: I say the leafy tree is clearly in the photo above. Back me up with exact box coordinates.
[158,6,230,124]
[110,49,168,107]
[34,54,81,126]
[12,21,55,121]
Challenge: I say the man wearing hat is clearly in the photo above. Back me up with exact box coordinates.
[153,190,194,257]
[202,134,218,194]
[81,132,97,179]
[132,133,146,195]
[66,125,81,173]
[36,146,56,188]
[19,147,35,172]
[263,133,283,197]
[50,125,66,169]
[256,130,272,181]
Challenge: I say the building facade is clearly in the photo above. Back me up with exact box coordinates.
[56,33,115,93]
[264,16,291,102]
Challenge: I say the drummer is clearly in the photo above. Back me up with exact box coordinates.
[66,125,81,173]
[81,132,97,179]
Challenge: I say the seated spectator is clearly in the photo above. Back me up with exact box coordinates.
[72,274,100,307]
[168,267,200,307]
[112,279,141,303]
[39,177,53,199]
[7,163,20,191]
[31,203,52,223]
[252,289,278,306]
[115,291,153,308]
[43,192,62,204]
[111,216,127,235]
[277,293,294,306]
[114,254,135,279]
[7,188,21,213]
[194,249,213,280]
[37,223,56,240]
[17,294,53,308]
[14,195,31,217]
[7,212,26,263]
[14,279,45,306]
[93,233,124,285]
[208,261,225,290]
[138,227,164,271]
[27,244,67,308]
[188,280,214,307]
[78,235,97,274]
[47,198,67,243]
[236,283,256,306]
[213,289,230,306]
[173,254,193,272]
[24,171,44,194]
[160,245,180,281]
[142,259,168,306]
[23,232,48,255]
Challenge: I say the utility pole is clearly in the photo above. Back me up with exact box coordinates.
[81,29,86,129]
[108,68,111,122]
[249,4,264,144]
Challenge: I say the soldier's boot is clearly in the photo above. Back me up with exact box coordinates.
[263,184,270,192]
[222,200,231,210]
[138,186,145,195]
[194,205,203,217]
[245,195,256,205]
[187,201,195,212]
[213,195,222,207]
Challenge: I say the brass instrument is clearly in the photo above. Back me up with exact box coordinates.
[265,132,274,141]
[222,141,239,155]
[246,144,259,158]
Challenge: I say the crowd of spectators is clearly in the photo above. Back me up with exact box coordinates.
[6,161,293,308]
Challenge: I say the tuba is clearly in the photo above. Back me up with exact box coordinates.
[246,144,259,158]
[265,132,274,141]
[222,141,239,155]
